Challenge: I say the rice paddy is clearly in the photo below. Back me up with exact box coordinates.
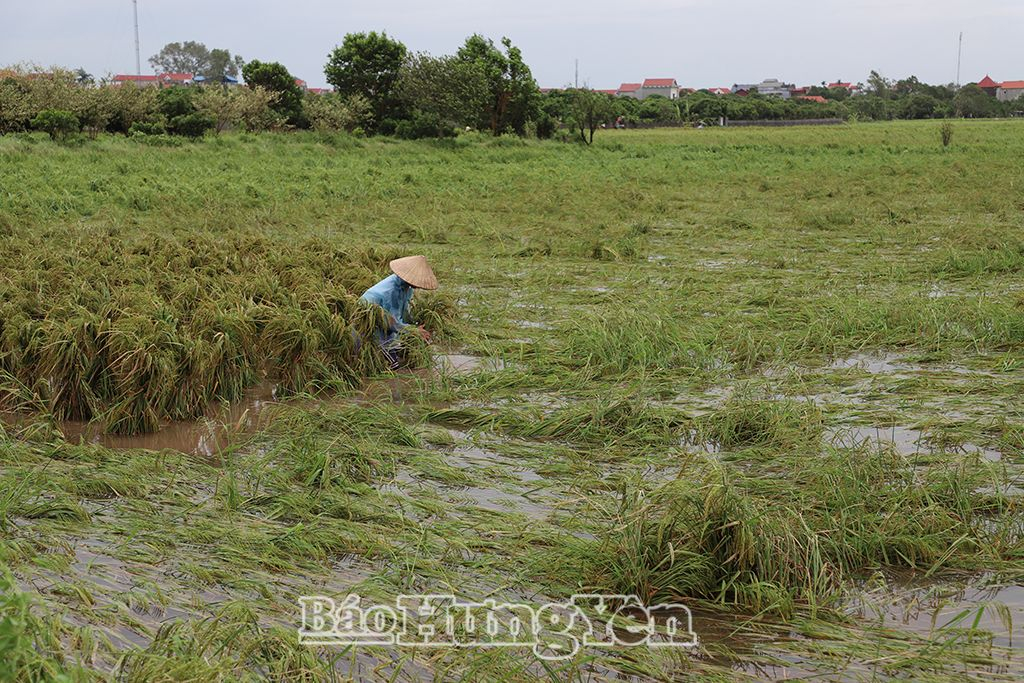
[1,121,1023,681]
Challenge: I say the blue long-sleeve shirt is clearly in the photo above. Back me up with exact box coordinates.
[360,274,413,334]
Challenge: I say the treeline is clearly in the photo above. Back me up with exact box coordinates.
[2,43,1019,143]
[0,32,544,142]
[543,78,1018,133]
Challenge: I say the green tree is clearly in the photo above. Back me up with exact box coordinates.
[954,84,999,118]
[567,89,613,144]
[156,87,195,119]
[827,87,850,101]
[638,95,679,123]
[897,93,939,119]
[30,109,79,141]
[241,60,306,127]
[847,95,892,121]
[206,49,246,82]
[456,35,538,135]
[325,32,407,129]
[149,41,244,79]
[397,53,489,130]
[866,70,892,98]
[682,91,726,122]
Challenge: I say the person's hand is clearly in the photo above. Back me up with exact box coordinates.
[418,325,432,342]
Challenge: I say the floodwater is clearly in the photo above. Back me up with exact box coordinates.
[828,351,916,374]
[827,423,1004,461]
[434,353,505,374]
[849,574,1024,652]
[11,353,502,459]
[54,381,280,460]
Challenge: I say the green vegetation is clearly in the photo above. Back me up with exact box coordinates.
[0,121,1023,680]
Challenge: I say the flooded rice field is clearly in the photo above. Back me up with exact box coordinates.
[5,123,1024,681]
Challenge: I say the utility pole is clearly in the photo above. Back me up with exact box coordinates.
[955,31,963,88]
[133,0,141,75]
[574,58,578,89]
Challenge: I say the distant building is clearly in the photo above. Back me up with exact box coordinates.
[733,78,793,98]
[193,75,240,86]
[977,75,1000,96]
[307,87,333,95]
[706,87,731,96]
[617,82,642,98]
[997,81,1024,102]
[112,73,195,87]
[795,95,828,103]
[160,73,194,86]
[639,78,680,100]
[294,78,308,91]
[112,74,161,87]
[595,89,618,95]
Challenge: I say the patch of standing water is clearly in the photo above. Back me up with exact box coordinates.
[511,319,553,330]
[434,353,505,374]
[26,352,503,458]
[848,574,1024,653]
[828,351,917,374]
[826,423,1004,461]
[54,381,279,460]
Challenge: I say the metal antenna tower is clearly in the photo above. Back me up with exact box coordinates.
[133,0,142,74]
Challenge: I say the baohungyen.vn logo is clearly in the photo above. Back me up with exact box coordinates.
[299,594,697,660]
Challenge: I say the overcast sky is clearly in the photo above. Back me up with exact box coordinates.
[3,1,1021,89]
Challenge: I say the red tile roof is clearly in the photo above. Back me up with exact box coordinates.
[828,81,853,89]
[643,78,677,87]
[797,95,828,103]
[113,74,159,81]
[595,89,618,95]
[618,82,641,92]
[307,87,333,94]
[977,75,999,88]
[161,73,193,82]
[1000,80,1024,89]
[294,78,307,87]
[707,87,731,95]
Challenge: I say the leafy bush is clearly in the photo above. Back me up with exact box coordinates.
[168,112,215,138]
[129,119,167,136]
[193,85,280,133]
[534,112,556,139]
[241,60,307,127]
[304,93,372,133]
[129,131,184,147]
[29,109,79,141]
[940,121,954,147]
[394,110,454,139]
[156,86,196,119]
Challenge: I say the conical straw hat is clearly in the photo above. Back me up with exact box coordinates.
[390,255,438,290]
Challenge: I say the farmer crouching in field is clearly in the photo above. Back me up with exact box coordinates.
[360,255,438,368]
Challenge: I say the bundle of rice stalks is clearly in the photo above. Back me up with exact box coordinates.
[0,230,455,433]
[581,446,1010,616]
[701,394,823,450]
[409,290,461,341]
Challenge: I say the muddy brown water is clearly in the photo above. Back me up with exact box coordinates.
[7,353,501,459]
